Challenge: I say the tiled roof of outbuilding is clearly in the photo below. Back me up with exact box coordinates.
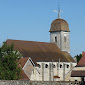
[19,57,29,68]
[6,39,75,63]
[71,70,85,77]
[76,52,85,67]
[49,19,70,32]
[71,52,85,77]
[20,69,30,80]
[18,61,30,80]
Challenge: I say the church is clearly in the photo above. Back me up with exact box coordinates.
[6,9,78,81]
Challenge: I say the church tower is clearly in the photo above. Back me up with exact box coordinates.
[49,9,70,53]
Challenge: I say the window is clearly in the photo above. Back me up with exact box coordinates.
[45,64,48,68]
[60,64,62,68]
[55,36,57,42]
[33,69,34,74]
[52,64,56,68]
[37,64,41,68]
[64,36,66,42]
[67,65,69,68]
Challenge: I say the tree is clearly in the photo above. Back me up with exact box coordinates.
[75,54,82,63]
[0,42,21,80]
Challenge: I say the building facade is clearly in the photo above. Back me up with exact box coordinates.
[30,62,76,81]
[6,10,77,81]
[30,10,76,81]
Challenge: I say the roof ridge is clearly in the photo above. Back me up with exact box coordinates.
[7,39,53,44]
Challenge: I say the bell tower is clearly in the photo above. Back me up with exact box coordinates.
[49,9,70,53]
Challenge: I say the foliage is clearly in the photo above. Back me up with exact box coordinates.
[75,54,82,63]
[0,42,22,80]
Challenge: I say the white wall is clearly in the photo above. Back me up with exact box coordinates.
[30,62,77,81]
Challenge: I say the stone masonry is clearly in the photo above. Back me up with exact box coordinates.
[0,80,79,85]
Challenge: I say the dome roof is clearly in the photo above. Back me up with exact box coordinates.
[49,19,70,32]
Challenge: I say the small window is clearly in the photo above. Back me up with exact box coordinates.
[45,64,48,68]
[60,64,62,68]
[64,36,66,42]
[37,64,41,68]
[52,64,56,68]
[75,80,78,82]
[67,65,69,68]
[55,36,57,42]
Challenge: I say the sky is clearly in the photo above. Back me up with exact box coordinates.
[0,0,85,57]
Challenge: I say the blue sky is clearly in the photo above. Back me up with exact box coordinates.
[0,0,85,57]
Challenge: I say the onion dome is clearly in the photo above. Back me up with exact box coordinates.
[49,19,70,32]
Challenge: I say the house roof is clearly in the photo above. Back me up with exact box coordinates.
[20,69,30,80]
[19,57,29,68]
[18,57,34,80]
[6,39,75,63]
[49,19,70,32]
[71,52,85,77]
[71,70,85,77]
[76,52,85,67]
[17,62,30,80]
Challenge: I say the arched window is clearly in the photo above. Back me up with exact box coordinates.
[52,64,56,68]
[67,65,69,68]
[55,36,57,42]
[60,64,62,68]
[37,64,41,68]
[64,36,66,42]
[45,64,48,68]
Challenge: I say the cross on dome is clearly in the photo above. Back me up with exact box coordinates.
[58,8,61,19]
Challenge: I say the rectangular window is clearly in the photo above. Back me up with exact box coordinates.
[64,36,66,42]
[55,36,57,42]
[33,69,34,74]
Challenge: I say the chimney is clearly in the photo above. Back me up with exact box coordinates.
[82,51,85,57]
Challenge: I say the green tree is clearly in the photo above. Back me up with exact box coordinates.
[75,54,82,63]
[0,42,21,80]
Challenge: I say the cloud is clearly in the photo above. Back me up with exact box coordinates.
[53,10,58,13]
[53,10,64,13]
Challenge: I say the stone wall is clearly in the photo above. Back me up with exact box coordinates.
[50,31,70,53]
[0,80,80,85]
[61,31,70,53]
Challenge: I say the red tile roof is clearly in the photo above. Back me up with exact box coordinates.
[19,57,29,68]
[20,69,29,80]
[17,62,29,80]
[76,52,85,67]
[18,58,30,80]
[82,52,85,57]
[71,52,85,77]
[71,70,85,77]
